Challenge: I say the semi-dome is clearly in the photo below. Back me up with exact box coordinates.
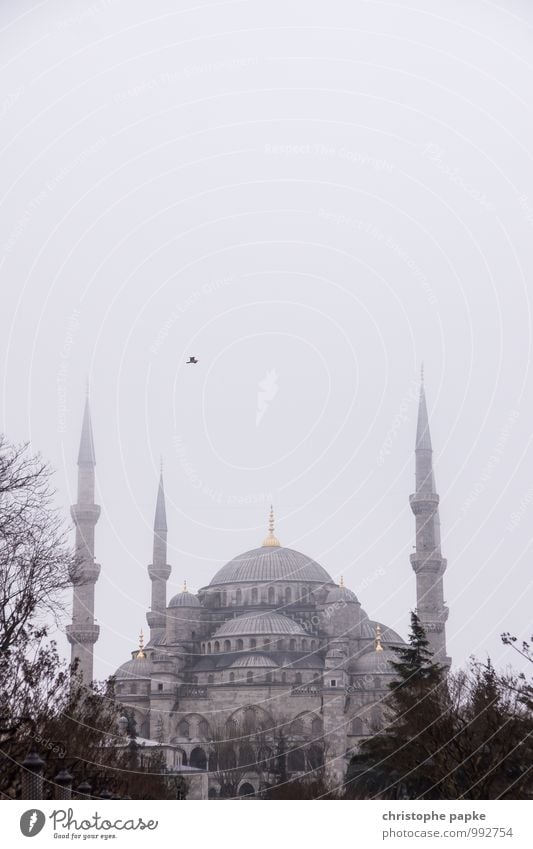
[354,649,396,675]
[326,582,359,604]
[209,546,332,586]
[361,620,404,644]
[229,654,278,669]
[212,611,306,638]
[115,655,152,680]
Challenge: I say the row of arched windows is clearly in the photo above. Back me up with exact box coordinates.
[201,636,318,654]
[209,585,316,608]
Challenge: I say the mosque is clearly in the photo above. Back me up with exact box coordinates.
[66,377,449,797]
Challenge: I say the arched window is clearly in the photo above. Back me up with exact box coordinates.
[131,683,137,694]
[285,586,292,604]
[246,671,253,684]
[295,672,302,685]
[265,672,272,684]
[250,638,256,650]
[207,674,214,684]
[301,639,308,651]
[198,719,209,738]
[201,644,205,654]
[223,639,231,652]
[229,672,235,683]
[291,717,304,735]
[226,719,237,737]
[289,639,296,651]
[251,587,258,604]
[310,640,317,651]
[239,782,255,797]
[244,707,256,731]
[277,639,284,651]
[236,638,244,651]
[221,590,227,607]
[311,717,322,736]
[268,586,275,604]
[288,748,305,772]
[207,642,212,654]
[263,638,270,649]
[307,744,324,770]
[178,719,190,737]
[214,592,221,608]
[236,588,242,605]
[351,717,364,736]
[281,671,287,684]
[190,747,207,770]
[214,641,220,653]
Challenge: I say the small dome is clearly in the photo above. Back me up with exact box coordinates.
[354,649,396,674]
[115,655,152,680]
[209,546,332,586]
[168,590,201,608]
[326,584,359,604]
[229,654,278,669]
[212,611,306,638]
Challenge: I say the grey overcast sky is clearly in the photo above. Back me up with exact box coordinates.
[1,0,532,679]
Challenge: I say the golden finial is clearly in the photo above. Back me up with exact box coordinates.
[137,629,146,659]
[262,504,280,547]
[375,623,383,653]
[182,579,188,593]
[340,575,344,588]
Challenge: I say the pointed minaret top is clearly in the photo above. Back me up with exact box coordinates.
[262,504,280,547]
[137,629,146,659]
[78,395,96,465]
[375,623,384,652]
[154,469,167,532]
[415,372,432,451]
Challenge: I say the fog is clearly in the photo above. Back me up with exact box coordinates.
[0,0,532,678]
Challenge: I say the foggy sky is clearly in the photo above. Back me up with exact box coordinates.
[0,0,532,678]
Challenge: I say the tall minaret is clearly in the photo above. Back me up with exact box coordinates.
[146,465,171,643]
[409,371,450,664]
[66,393,101,683]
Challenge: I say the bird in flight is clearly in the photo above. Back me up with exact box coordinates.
[186,356,198,364]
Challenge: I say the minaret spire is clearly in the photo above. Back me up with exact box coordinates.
[409,372,449,664]
[66,392,101,684]
[262,504,280,547]
[147,465,171,643]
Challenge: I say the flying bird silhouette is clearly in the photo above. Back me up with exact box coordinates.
[186,356,198,364]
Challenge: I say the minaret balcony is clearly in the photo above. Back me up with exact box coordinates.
[148,563,172,581]
[66,623,100,645]
[70,504,101,524]
[146,610,166,629]
[69,560,101,584]
[410,552,446,574]
[409,492,439,515]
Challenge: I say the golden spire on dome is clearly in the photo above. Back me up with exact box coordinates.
[262,505,280,547]
[137,629,146,659]
[375,623,383,653]
[182,579,188,593]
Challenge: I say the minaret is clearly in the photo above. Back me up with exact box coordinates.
[146,464,171,643]
[409,370,450,664]
[66,393,101,683]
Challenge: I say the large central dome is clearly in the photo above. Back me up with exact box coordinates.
[209,545,333,586]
